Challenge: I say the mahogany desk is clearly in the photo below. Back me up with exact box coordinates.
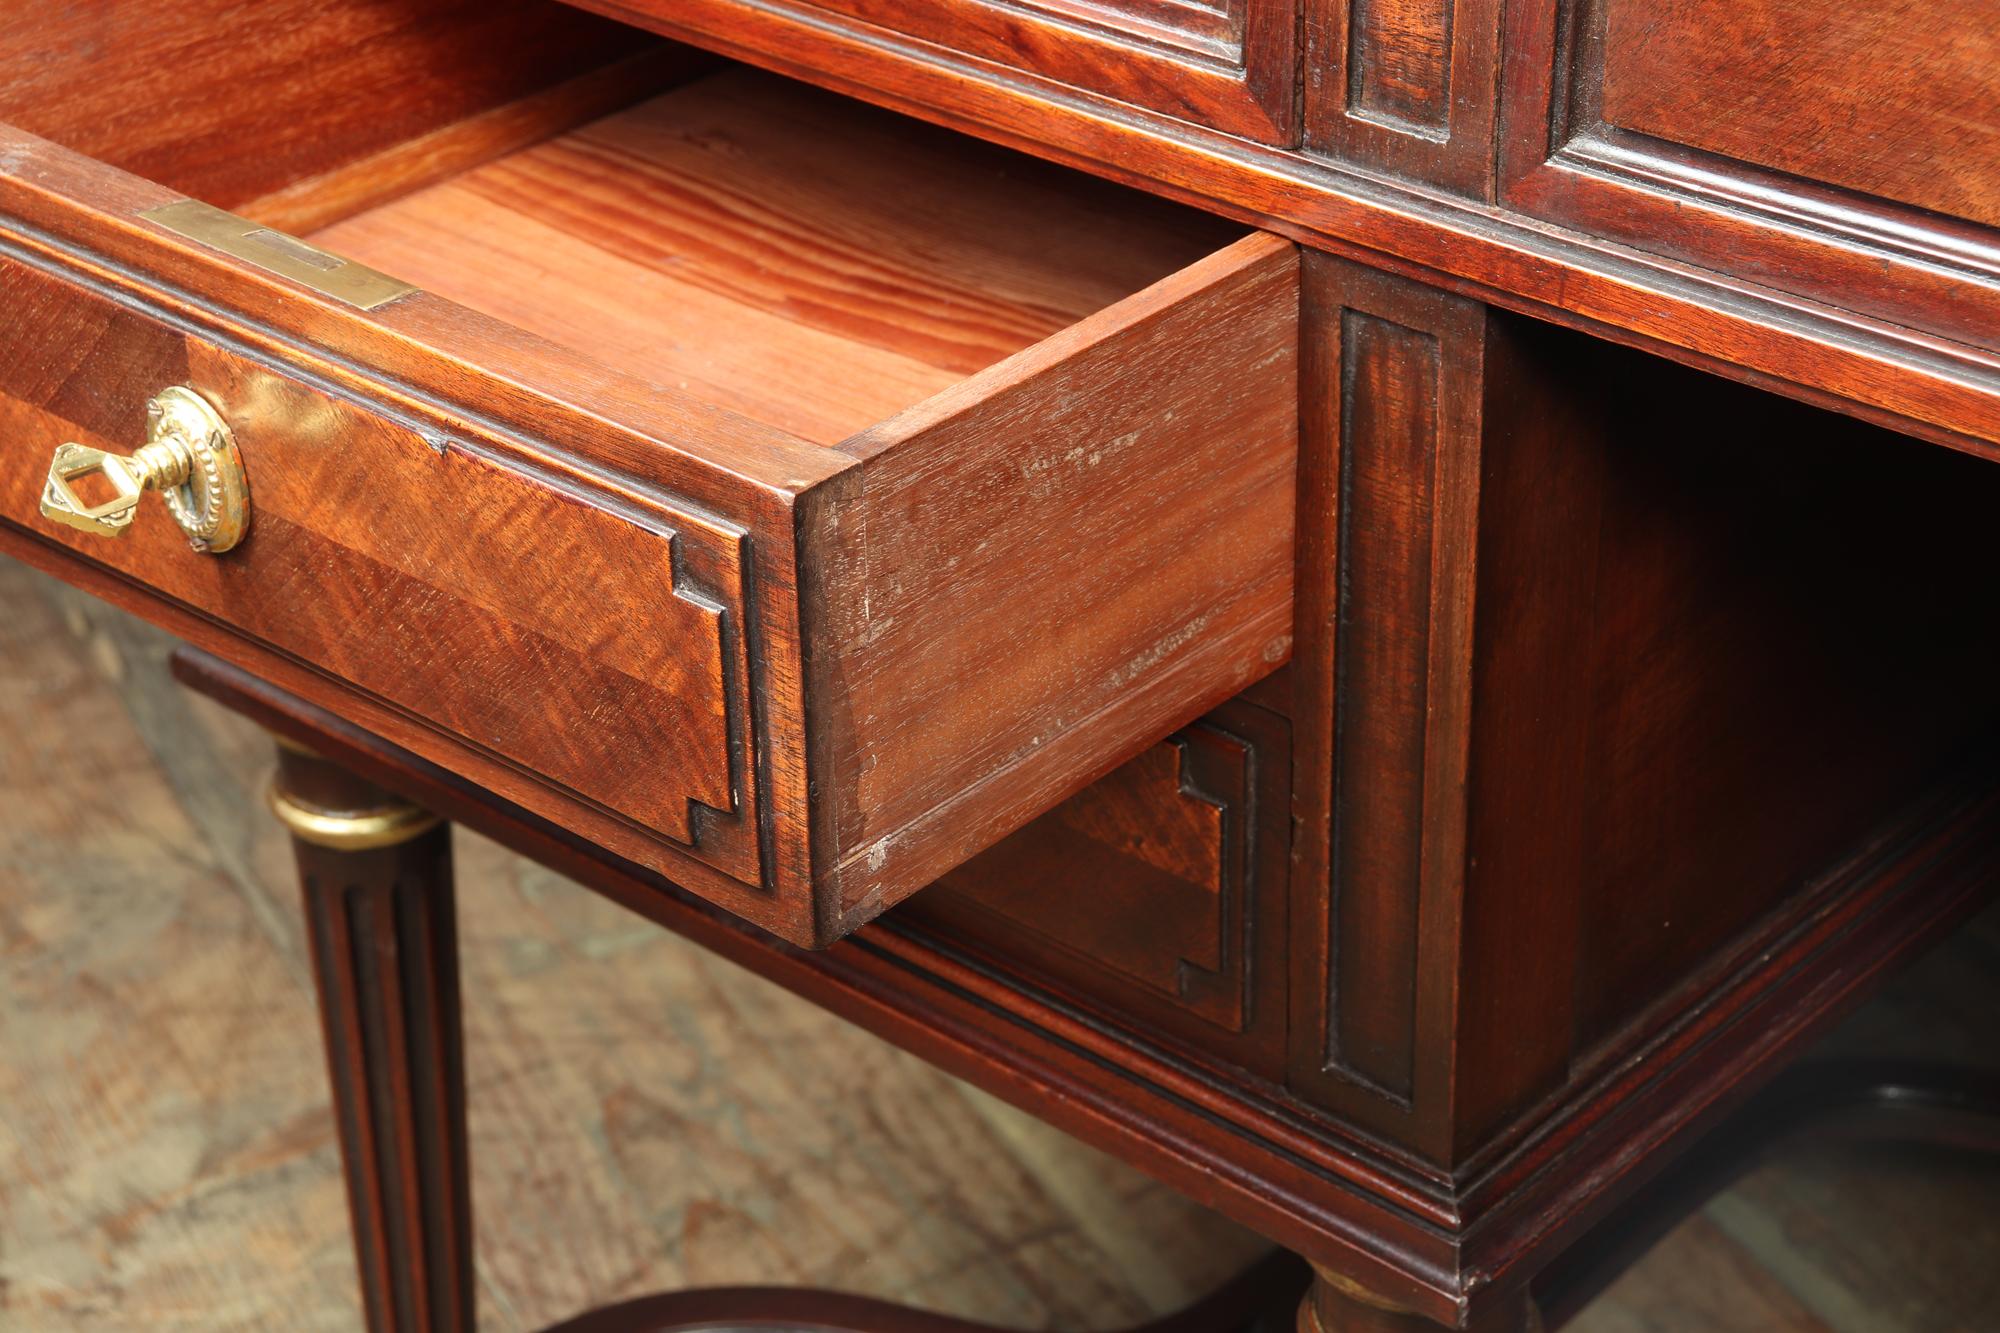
[4,2,1998,1330]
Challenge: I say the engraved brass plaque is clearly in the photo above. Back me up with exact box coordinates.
[139,200,418,311]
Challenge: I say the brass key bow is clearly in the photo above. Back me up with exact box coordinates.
[40,385,250,553]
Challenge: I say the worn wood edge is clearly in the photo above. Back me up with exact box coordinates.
[236,46,717,234]
[566,0,2000,457]
[839,232,1294,461]
[818,592,1292,943]
[800,235,1300,943]
[0,126,849,499]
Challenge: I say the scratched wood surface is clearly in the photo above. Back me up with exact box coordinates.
[1,557,1995,1332]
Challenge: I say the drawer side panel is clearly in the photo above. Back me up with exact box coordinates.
[811,233,1300,937]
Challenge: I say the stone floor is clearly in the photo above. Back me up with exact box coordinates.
[2,558,1995,1332]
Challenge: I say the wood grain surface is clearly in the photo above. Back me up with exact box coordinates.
[0,67,1292,946]
[313,67,1239,447]
[1599,0,2000,229]
[4,565,1996,1332]
[0,0,650,211]
[560,0,2000,460]
[7,0,1998,464]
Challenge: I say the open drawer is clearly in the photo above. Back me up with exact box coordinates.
[0,3,1297,946]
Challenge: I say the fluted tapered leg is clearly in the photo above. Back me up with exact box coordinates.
[272,739,472,1333]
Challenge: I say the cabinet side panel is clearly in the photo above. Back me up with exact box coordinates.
[1288,252,1488,1161]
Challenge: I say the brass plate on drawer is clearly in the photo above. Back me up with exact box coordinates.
[139,200,418,310]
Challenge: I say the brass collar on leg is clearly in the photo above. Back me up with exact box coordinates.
[266,782,442,851]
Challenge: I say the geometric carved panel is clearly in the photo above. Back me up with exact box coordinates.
[904,699,1289,1076]
[1288,253,1488,1160]
[1306,0,1503,196]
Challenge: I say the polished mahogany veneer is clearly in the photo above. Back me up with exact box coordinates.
[0,30,1297,947]
[5,2,1998,1332]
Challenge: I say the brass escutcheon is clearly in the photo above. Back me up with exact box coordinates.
[40,385,250,553]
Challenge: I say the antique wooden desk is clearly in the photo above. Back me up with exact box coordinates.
[4,2,1998,1330]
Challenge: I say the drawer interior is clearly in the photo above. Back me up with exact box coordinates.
[0,0,1298,947]
[308,67,1243,445]
[3,2,1242,443]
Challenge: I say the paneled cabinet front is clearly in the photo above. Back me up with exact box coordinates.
[1500,0,2000,349]
[0,5,1298,947]
[582,0,1300,142]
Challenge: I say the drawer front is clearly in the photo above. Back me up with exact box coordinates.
[576,0,1297,142]
[900,698,1290,1075]
[1500,0,2000,349]
[1,72,1296,947]
[0,249,771,897]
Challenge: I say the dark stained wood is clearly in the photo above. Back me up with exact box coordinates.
[279,746,473,1333]
[1599,0,2000,229]
[1322,299,1458,1106]
[0,0,652,210]
[1289,253,1493,1158]
[10,12,2000,1333]
[1547,335,2000,1050]
[1304,0,1505,196]
[665,0,1299,142]
[238,47,719,235]
[903,698,1292,1078]
[1292,254,2000,1165]
[170,646,2000,1329]
[540,1249,1307,1332]
[1499,0,2000,354]
[0,76,1296,946]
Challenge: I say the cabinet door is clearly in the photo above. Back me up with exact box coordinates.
[1501,0,2000,349]
[604,0,1298,142]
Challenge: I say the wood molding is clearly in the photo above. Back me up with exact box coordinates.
[171,647,2000,1328]
[909,698,1292,1078]
[1304,0,1503,197]
[564,0,2000,460]
[1498,0,2000,351]
[1289,254,1491,1157]
[605,0,1297,143]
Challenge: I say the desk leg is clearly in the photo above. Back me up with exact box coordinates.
[271,739,474,1333]
[1298,1269,1538,1333]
